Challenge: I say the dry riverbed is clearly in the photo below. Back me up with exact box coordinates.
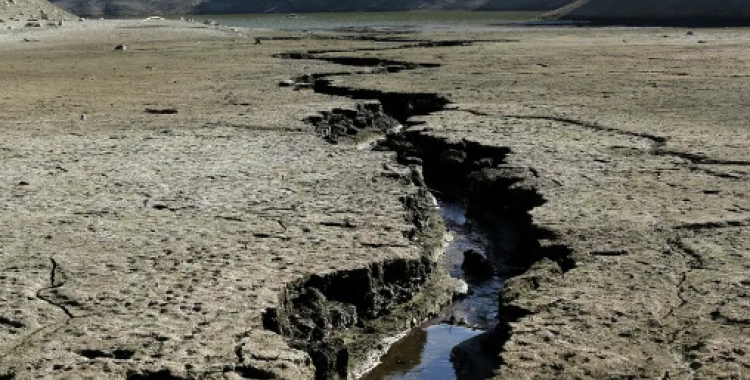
[1,20,749,379]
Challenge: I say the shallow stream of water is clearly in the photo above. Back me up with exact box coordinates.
[360,325,483,380]
[359,199,504,379]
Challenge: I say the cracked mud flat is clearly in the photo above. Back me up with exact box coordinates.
[1,20,750,379]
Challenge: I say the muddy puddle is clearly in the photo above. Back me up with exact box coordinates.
[359,199,504,379]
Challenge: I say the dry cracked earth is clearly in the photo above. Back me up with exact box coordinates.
[1,20,749,379]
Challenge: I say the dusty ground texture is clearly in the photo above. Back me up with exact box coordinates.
[0,21,452,379]
[330,28,750,378]
[1,20,749,379]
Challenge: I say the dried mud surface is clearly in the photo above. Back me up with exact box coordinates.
[1,21,749,379]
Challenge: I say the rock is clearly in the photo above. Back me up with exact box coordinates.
[451,333,499,380]
[461,249,494,280]
[439,148,468,168]
[453,278,469,295]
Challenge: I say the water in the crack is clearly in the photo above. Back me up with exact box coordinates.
[360,199,503,379]
[439,200,505,329]
[360,325,483,380]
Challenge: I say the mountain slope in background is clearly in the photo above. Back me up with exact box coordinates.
[50,0,199,16]
[476,0,571,11]
[197,0,572,14]
[48,0,571,17]
[1,0,74,21]
[545,0,750,26]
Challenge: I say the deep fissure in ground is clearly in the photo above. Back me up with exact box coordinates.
[265,46,576,379]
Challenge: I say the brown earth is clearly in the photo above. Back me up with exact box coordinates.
[335,27,750,379]
[0,21,459,379]
[1,20,749,380]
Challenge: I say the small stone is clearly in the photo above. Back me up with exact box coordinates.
[454,278,469,295]
[461,249,494,280]
[439,148,467,167]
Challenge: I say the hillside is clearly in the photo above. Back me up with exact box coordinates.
[546,0,750,26]
[196,0,572,14]
[0,0,74,22]
[47,0,571,17]
[477,0,571,11]
[49,0,199,17]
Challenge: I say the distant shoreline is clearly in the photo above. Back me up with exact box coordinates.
[554,16,750,28]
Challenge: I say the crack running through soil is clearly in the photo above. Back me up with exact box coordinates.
[268,35,575,380]
[36,258,74,319]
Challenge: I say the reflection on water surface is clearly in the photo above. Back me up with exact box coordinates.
[360,324,483,380]
[361,200,504,379]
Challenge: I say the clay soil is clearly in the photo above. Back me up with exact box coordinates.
[1,20,749,379]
